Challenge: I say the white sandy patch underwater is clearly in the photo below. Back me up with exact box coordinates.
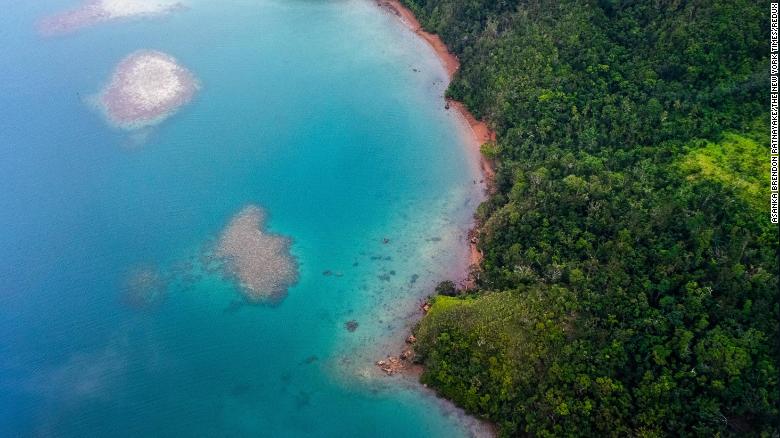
[39,0,184,35]
[99,0,180,17]
[95,50,199,130]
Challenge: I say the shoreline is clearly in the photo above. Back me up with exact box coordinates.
[363,2,499,434]
[369,5,497,437]
[376,0,495,282]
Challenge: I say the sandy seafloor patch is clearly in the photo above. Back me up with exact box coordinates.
[97,50,199,129]
[0,0,490,436]
[39,0,184,35]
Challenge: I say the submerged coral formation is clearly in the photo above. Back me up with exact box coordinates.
[39,0,184,36]
[120,265,168,309]
[216,206,298,303]
[97,50,198,129]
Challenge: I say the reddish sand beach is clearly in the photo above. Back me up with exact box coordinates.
[377,0,496,276]
[376,1,496,162]
[39,0,184,36]
[98,50,198,129]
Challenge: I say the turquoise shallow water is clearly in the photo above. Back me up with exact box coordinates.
[0,0,486,436]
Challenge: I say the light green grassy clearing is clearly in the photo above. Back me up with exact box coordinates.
[679,132,769,211]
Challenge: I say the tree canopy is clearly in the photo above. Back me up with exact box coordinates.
[404,0,779,435]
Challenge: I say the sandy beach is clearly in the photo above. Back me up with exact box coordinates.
[376,1,495,166]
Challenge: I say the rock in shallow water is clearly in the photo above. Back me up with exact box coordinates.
[345,320,359,332]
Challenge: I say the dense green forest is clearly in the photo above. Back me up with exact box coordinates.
[401,0,779,435]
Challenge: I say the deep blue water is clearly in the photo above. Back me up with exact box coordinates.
[0,0,486,436]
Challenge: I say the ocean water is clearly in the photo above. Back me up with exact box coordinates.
[0,0,486,436]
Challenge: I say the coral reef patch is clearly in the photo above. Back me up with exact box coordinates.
[96,50,198,129]
[39,0,184,36]
[216,205,298,304]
